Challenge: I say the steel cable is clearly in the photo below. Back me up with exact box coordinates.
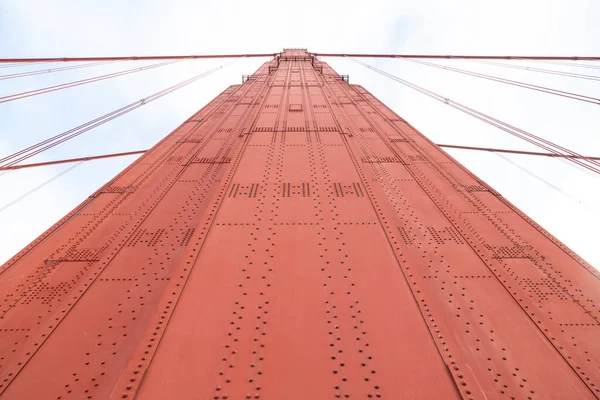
[0,60,236,168]
[348,57,600,175]
[0,150,147,171]
[468,60,600,81]
[0,59,183,104]
[402,58,600,105]
[529,59,600,70]
[437,144,600,160]
[0,61,119,81]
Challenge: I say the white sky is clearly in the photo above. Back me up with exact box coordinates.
[0,0,599,268]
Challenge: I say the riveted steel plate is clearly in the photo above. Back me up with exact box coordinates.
[1,49,599,400]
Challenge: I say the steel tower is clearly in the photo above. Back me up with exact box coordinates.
[1,49,599,399]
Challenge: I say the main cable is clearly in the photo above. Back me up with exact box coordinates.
[348,57,600,174]
[313,53,600,61]
[402,58,600,105]
[0,60,238,168]
[1,53,599,64]
[0,59,183,104]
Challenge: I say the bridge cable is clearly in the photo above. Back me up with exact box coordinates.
[0,53,276,64]
[314,53,600,61]
[1,53,600,64]
[0,150,146,171]
[0,59,184,104]
[401,58,600,105]
[529,59,600,70]
[467,60,600,81]
[436,144,600,160]
[0,61,119,81]
[350,58,600,174]
[439,144,600,180]
[0,60,237,168]
[348,57,600,175]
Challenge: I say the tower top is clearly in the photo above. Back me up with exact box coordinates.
[280,48,311,61]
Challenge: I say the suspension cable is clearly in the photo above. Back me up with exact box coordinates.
[1,53,599,64]
[0,161,85,214]
[0,150,147,171]
[0,61,119,81]
[437,144,600,160]
[0,60,183,104]
[348,57,600,175]
[0,53,277,64]
[0,60,237,169]
[468,60,600,81]
[313,53,600,61]
[529,59,600,70]
[402,59,600,105]
[440,143,600,179]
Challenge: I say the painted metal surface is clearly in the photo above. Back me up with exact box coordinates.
[1,48,599,399]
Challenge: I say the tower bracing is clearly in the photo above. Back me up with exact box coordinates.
[1,49,600,399]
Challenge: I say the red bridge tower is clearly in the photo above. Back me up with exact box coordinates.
[1,49,599,399]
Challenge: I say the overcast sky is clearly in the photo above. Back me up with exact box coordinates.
[0,0,599,268]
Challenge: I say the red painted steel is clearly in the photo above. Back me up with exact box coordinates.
[1,49,599,399]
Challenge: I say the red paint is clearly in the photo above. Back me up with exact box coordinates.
[1,49,599,399]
